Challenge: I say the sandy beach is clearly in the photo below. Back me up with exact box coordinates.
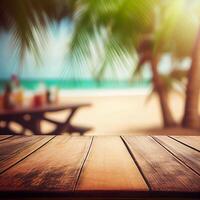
[38,91,200,136]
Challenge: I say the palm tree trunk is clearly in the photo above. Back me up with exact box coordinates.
[182,29,200,129]
[150,57,176,127]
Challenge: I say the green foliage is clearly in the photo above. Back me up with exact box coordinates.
[69,0,159,79]
[0,0,199,84]
[0,0,73,62]
[70,0,200,80]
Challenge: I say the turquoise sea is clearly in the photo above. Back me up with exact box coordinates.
[0,79,150,91]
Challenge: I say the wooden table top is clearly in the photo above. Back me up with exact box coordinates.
[0,103,91,116]
[0,135,199,199]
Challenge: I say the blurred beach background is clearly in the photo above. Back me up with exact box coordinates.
[0,1,200,136]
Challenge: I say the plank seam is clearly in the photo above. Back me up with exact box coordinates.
[0,135,57,175]
[2,137,49,157]
[168,136,200,153]
[0,135,13,142]
[73,136,94,191]
[151,136,200,178]
[120,136,152,191]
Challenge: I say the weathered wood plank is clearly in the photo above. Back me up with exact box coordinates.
[0,136,54,173]
[0,136,92,192]
[153,136,200,175]
[170,136,200,151]
[0,135,12,141]
[123,136,200,192]
[76,136,148,191]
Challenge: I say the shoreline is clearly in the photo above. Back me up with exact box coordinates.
[59,88,151,97]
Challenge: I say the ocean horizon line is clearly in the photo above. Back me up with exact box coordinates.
[59,88,151,96]
[0,79,150,91]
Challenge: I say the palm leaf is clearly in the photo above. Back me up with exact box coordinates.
[69,0,158,79]
[0,0,73,63]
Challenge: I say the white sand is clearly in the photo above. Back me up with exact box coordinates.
[9,90,200,136]
[44,91,199,136]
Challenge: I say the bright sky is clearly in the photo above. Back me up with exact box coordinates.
[0,19,74,79]
[0,19,191,80]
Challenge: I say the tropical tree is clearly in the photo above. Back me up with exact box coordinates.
[181,1,200,129]
[182,28,200,129]
[70,0,200,128]
[138,0,200,127]
[134,36,176,127]
[69,0,186,127]
[0,0,73,60]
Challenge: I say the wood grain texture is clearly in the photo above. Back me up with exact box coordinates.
[76,136,148,191]
[153,136,200,175]
[0,136,92,192]
[171,136,200,151]
[123,136,200,192]
[0,135,12,141]
[0,136,54,173]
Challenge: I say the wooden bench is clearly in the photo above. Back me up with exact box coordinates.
[0,103,92,135]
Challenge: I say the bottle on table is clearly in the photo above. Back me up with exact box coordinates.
[0,94,3,110]
[32,82,47,107]
[49,86,59,104]
[3,83,14,109]
[10,74,24,108]
[46,89,51,104]
[14,87,24,107]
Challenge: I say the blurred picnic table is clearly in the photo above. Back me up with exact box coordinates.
[0,103,92,135]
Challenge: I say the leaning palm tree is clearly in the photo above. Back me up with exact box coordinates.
[134,36,176,127]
